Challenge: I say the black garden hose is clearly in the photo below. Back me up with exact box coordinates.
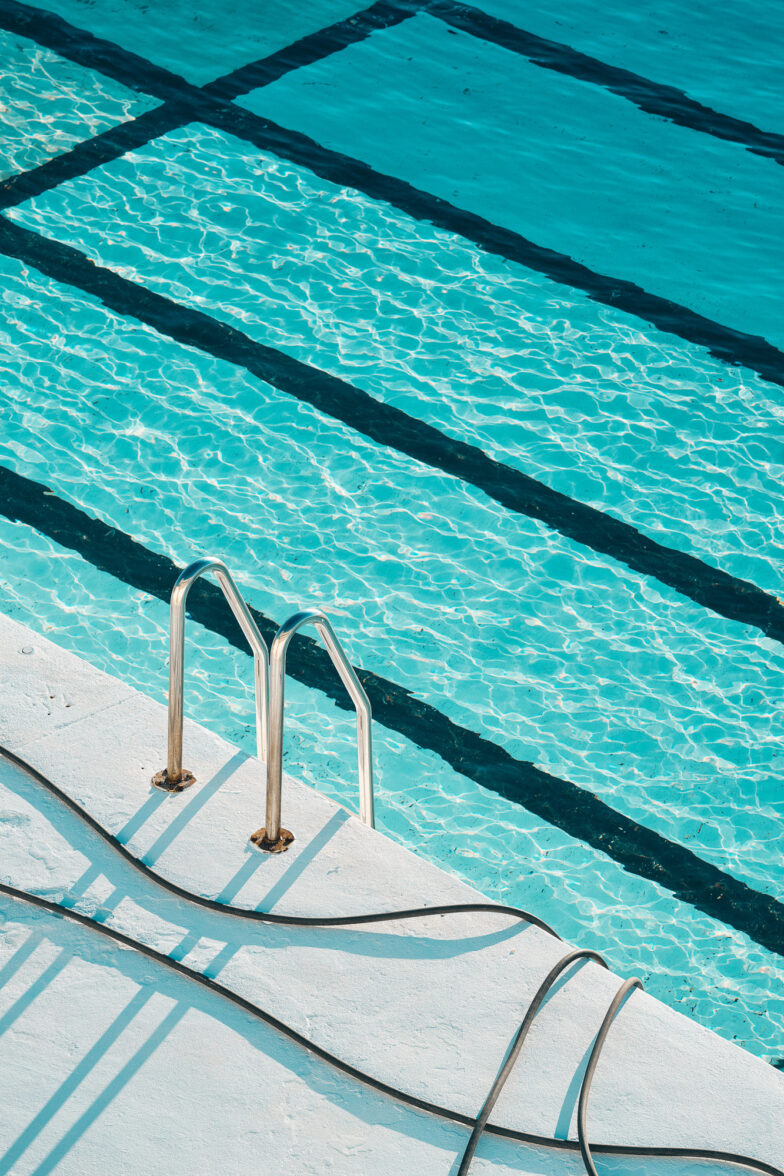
[577,976,645,1176]
[1,748,781,1176]
[0,745,560,938]
[456,947,610,1175]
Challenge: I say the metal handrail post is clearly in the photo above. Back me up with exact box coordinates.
[153,557,269,791]
[251,608,374,851]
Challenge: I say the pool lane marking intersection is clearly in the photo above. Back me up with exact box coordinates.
[2,0,784,393]
[0,214,781,649]
[0,461,783,963]
[0,0,417,211]
[4,0,782,166]
[0,0,407,213]
[1,0,783,957]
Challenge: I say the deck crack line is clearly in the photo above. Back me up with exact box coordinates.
[5,692,134,754]
[0,467,783,960]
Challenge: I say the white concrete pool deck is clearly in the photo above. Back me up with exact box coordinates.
[0,611,781,1174]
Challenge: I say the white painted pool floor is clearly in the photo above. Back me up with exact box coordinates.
[0,612,781,1174]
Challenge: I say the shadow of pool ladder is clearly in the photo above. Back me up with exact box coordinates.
[152,556,375,851]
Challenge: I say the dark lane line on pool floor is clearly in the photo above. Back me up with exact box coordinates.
[200,103,784,394]
[1,215,782,647]
[9,0,775,172]
[1,462,783,960]
[0,105,188,211]
[426,1,784,166]
[0,0,417,107]
[0,0,418,210]
[203,0,422,101]
[213,103,784,382]
[0,0,193,99]
[0,0,410,211]
[3,0,784,396]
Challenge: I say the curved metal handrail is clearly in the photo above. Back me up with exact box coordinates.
[153,557,269,791]
[252,608,374,851]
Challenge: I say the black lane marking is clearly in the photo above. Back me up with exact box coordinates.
[204,0,420,101]
[9,0,777,173]
[0,0,192,101]
[202,103,784,392]
[1,461,783,960]
[3,1,784,391]
[3,0,783,963]
[1,744,558,936]
[0,0,415,104]
[1,752,781,1176]
[428,1,784,166]
[2,215,782,646]
[0,105,187,211]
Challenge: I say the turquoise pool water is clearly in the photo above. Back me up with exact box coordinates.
[0,0,781,1063]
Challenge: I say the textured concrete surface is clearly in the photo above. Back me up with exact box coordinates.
[0,611,781,1174]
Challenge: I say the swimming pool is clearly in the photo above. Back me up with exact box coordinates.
[0,0,782,1063]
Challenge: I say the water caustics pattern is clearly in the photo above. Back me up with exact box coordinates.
[11,122,784,595]
[0,27,158,181]
[239,13,784,348]
[0,0,782,1065]
[1,249,782,901]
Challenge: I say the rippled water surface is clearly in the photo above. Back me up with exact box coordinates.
[12,123,784,594]
[0,28,157,180]
[34,0,367,85]
[479,0,784,133]
[0,0,782,1064]
[1,250,782,901]
[241,14,784,348]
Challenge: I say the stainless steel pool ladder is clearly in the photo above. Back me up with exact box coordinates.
[256,609,374,851]
[152,557,269,793]
[153,557,374,851]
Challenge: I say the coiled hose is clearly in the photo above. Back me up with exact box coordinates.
[0,748,780,1176]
